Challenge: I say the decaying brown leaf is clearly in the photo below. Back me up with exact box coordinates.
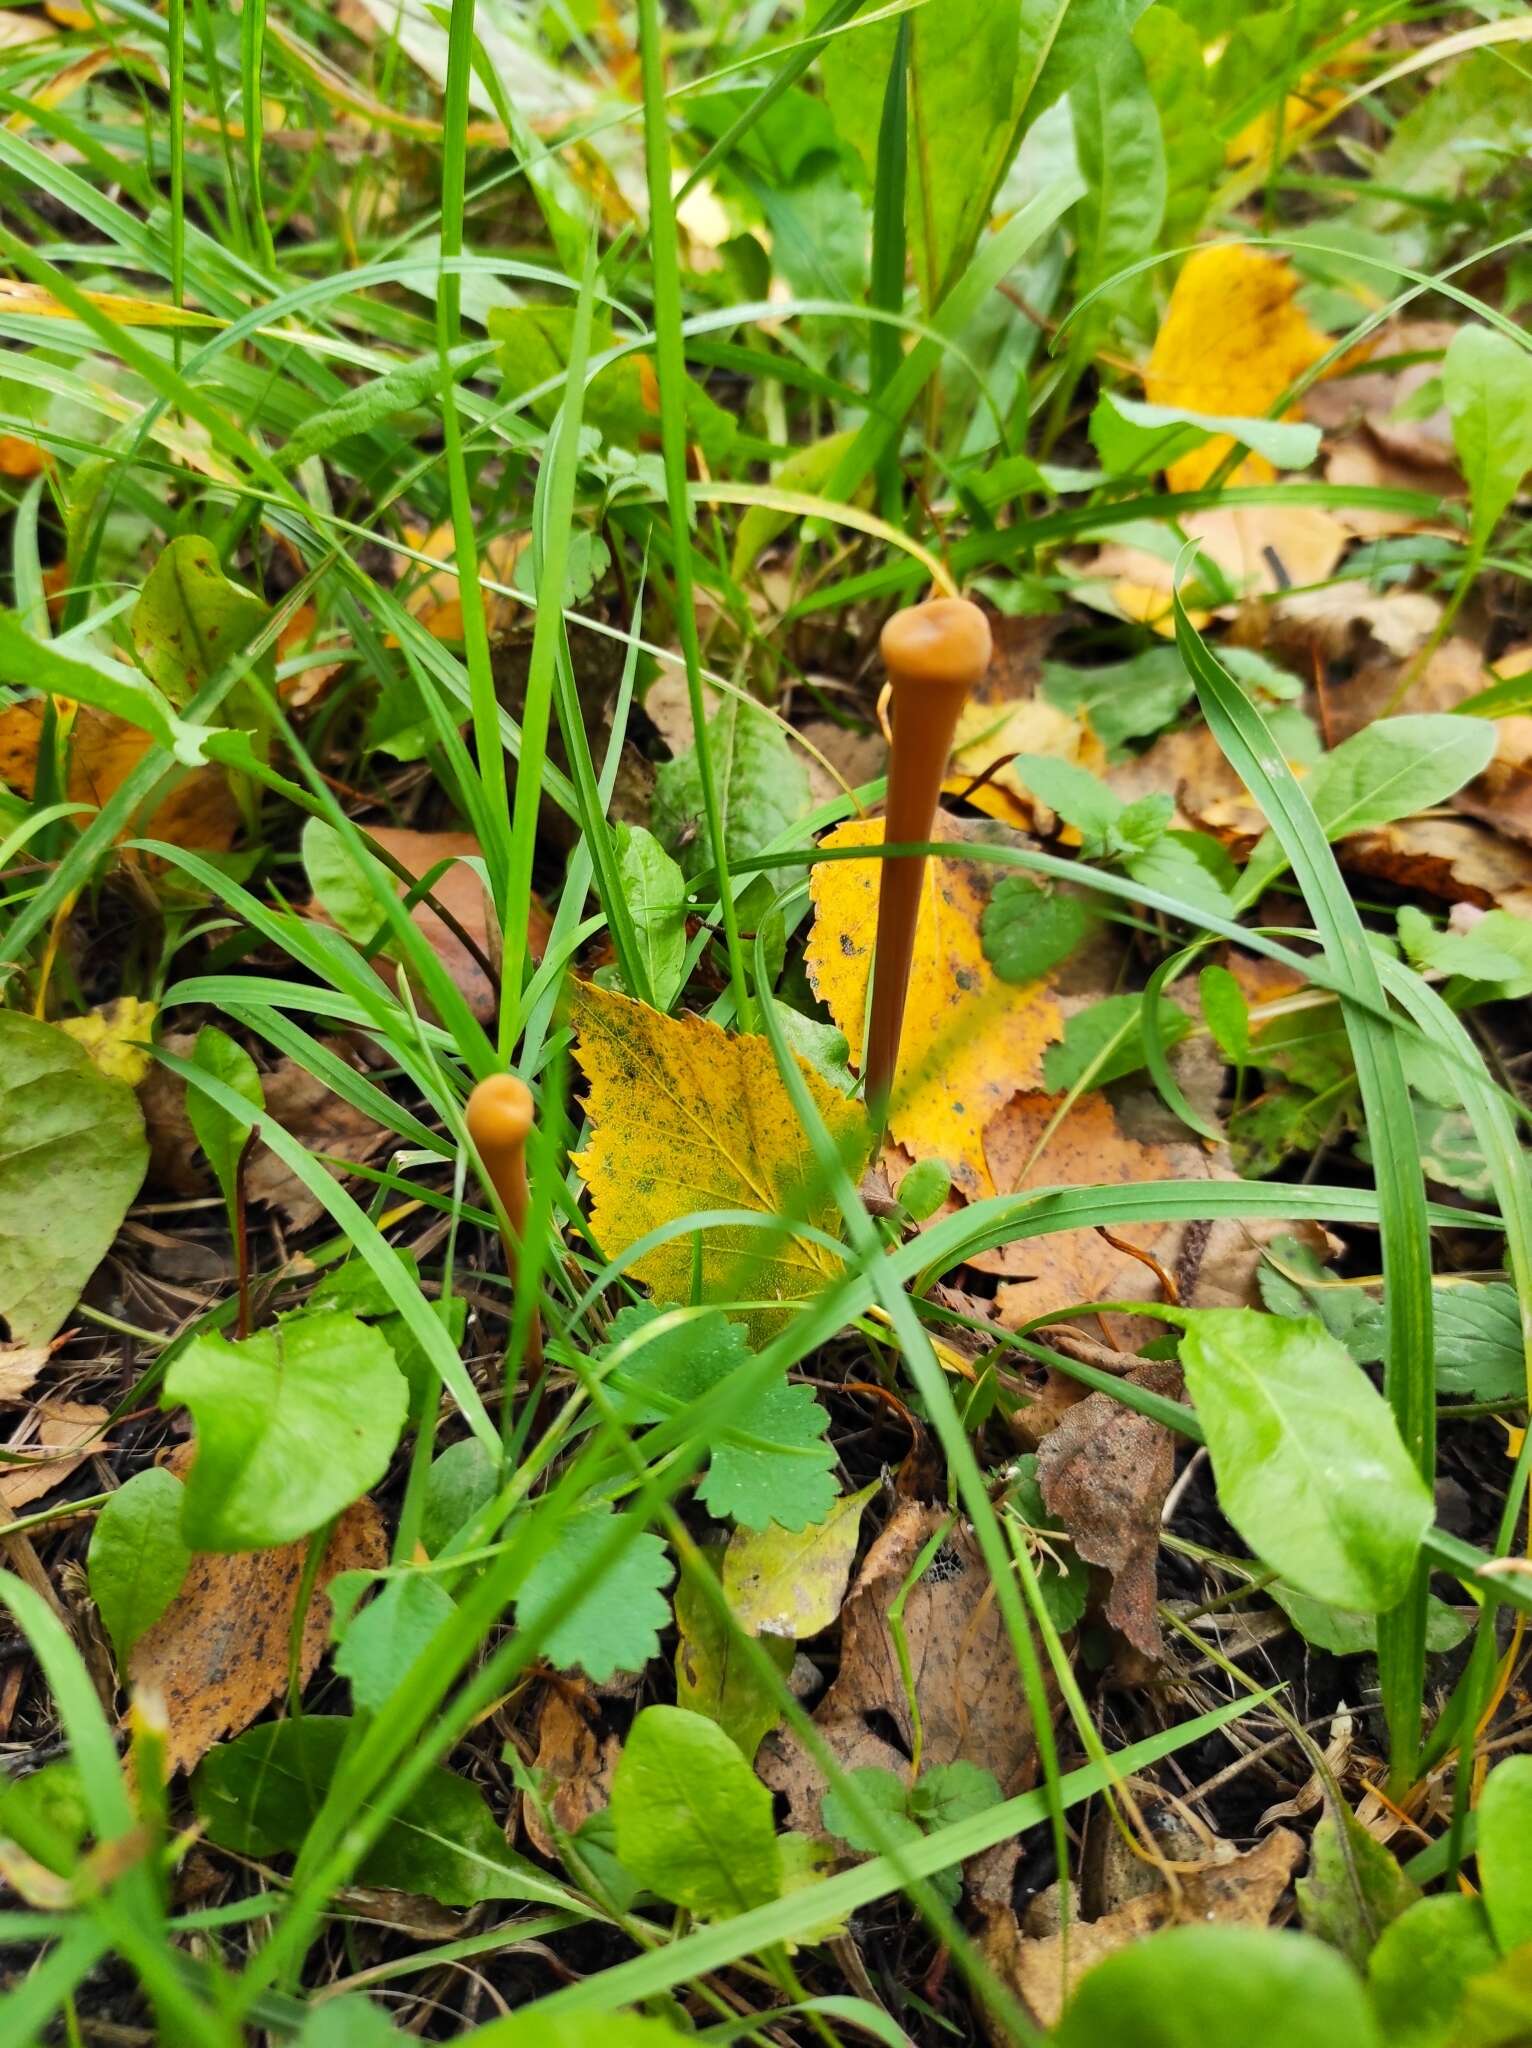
[521,1680,619,1860]
[0,701,239,853]
[243,1059,395,1229]
[984,1825,1304,2028]
[758,1502,1042,1833]
[1340,815,1532,919]
[0,1345,50,1406]
[0,1401,109,1510]
[1036,1362,1181,1660]
[128,1495,386,1773]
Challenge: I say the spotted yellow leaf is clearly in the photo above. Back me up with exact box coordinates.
[1144,246,1332,493]
[805,814,1062,1200]
[569,981,868,1343]
[58,997,159,1088]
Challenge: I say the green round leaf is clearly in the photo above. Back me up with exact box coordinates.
[87,1467,191,1663]
[981,875,1092,984]
[1053,1926,1381,2048]
[610,1703,782,1919]
[164,1310,408,1551]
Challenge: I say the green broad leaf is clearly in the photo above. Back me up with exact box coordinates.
[1134,7,1220,243]
[194,1717,567,1909]
[1008,752,1123,841]
[1125,829,1236,917]
[0,1760,89,1876]
[291,1993,403,2047]
[609,1704,782,1920]
[0,1012,149,1346]
[301,818,393,951]
[1042,993,1192,1093]
[651,693,811,887]
[673,1554,793,1762]
[332,1571,457,1714]
[771,1000,855,1095]
[820,0,1114,308]
[1456,1947,1532,2045]
[909,1760,1002,1831]
[1296,1806,1417,1970]
[1245,715,1496,894]
[615,824,688,1011]
[421,1438,498,1557]
[1090,392,1321,478]
[375,1293,468,1426]
[1267,1581,1471,1659]
[722,1481,877,1640]
[87,1468,191,1665]
[279,343,490,472]
[731,429,858,578]
[163,1310,408,1552]
[1069,37,1165,352]
[981,875,1094,984]
[821,1766,919,1856]
[514,1505,674,1680]
[1052,1926,1383,2048]
[1174,1308,1435,1612]
[130,535,274,749]
[896,1157,952,1223]
[0,611,214,767]
[606,1305,838,1534]
[1478,1754,1532,1953]
[1443,325,1532,552]
[1257,1236,1382,1356]
[185,1026,263,1214]
[1397,905,1532,1002]
[1200,963,1251,1065]
[1041,646,1194,753]
[1366,1894,1498,2048]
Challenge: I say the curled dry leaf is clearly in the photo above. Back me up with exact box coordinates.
[521,1680,620,1860]
[758,1501,1042,1834]
[0,1345,49,1406]
[128,1493,386,1773]
[1339,815,1532,921]
[984,1825,1305,2029]
[0,1401,109,1510]
[806,811,1063,1199]
[1035,1361,1182,1660]
[0,701,239,854]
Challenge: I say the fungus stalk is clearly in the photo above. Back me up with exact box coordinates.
[465,1074,543,1368]
[863,597,992,1118]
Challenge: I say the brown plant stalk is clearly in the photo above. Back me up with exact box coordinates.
[864,597,992,1116]
[465,1074,543,1368]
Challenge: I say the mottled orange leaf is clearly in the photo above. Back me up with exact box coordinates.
[0,434,48,477]
[398,523,528,641]
[0,701,238,852]
[805,813,1062,1199]
[569,980,868,1342]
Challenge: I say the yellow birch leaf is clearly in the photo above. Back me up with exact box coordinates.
[1144,246,1332,493]
[804,814,1063,1201]
[58,996,159,1087]
[568,980,869,1343]
[944,689,1102,833]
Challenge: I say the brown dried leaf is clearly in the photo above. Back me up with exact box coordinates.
[1036,1362,1180,1660]
[396,524,529,642]
[521,1681,619,1860]
[988,1827,1304,2028]
[758,1503,1042,1833]
[244,1059,393,1230]
[0,1345,49,1406]
[128,1495,386,1773]
[1339,816,1532,919]
[0,702,238,853]
[0,1401,108,1509]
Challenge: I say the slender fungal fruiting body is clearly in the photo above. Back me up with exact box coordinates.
[465,1073,543,1366]
[864,597,993,1117]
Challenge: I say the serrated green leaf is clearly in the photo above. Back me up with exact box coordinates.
[981,875,1093,984]
[607,1305,838,1533]
[0,1012,148,1346]
[515,1505,673,1680]
[163,1310,408,1551]
[87,1468,191,1665]
[1042,646,1194,753]
[610,1704,781,1919]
